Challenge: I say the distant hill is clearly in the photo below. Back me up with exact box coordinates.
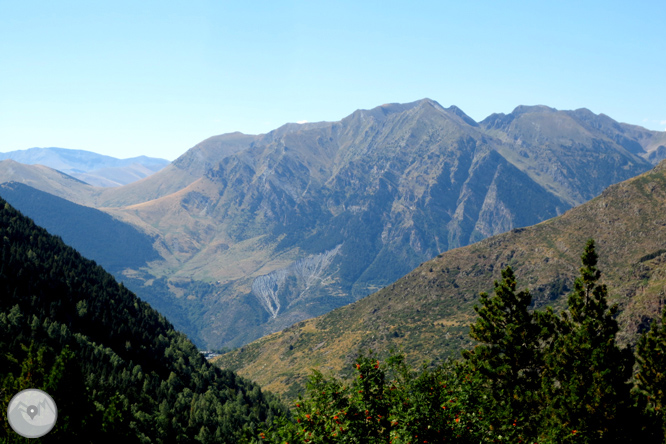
[1,99,663,351]
[0,159,97,205]
[214,160,666,398]
[0,182,161,275]
[0,147,170,187]
[0,198,284,442]
[93,131,255,207]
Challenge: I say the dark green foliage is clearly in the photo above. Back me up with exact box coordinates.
[462,266,544,440]
[0,199,286,442]
[540,240,635,443]
[636,306,666,441]
[639,249,666,263]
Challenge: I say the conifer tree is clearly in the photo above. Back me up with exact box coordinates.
[462,266,543,441]
[540,239,634,442]
[635,306,666,442]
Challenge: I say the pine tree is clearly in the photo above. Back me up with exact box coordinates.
[635,306,666,442]
[540,239,634,442]
[462,266,543,441]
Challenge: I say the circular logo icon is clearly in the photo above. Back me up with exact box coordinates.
[7,389,58,438]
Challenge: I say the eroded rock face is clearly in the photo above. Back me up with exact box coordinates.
[252,245,342,319]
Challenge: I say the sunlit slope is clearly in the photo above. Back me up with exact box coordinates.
[95,132,257,207]
[214,160,666,397]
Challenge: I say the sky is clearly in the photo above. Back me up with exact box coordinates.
[1,1,665,161]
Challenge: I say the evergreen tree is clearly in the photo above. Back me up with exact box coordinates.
[635,306,666,442]
[540,239,634,442]
[462,266,544,441]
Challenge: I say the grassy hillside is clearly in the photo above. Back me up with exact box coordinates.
[215,160,666,399]
[0,160,97,206]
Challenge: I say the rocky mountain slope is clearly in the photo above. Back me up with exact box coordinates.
[214,160,666,398]
[1,99,662,351]
[115,99,653,348]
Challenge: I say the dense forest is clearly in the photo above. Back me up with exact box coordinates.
[257,241,666,443]
[0,199,286,443]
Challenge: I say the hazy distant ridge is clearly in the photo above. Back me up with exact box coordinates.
[0,147,170,187]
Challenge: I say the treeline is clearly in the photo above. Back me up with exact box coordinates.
[258,240,666,443]
[0,199,286,443]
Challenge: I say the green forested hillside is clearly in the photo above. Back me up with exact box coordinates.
[0,199,285,442]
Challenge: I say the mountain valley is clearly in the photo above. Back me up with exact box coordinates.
[1,99,663,351]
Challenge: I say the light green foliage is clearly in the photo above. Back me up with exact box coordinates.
[257,354,478,443]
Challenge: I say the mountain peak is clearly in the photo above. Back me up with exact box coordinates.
[510,104,558,115]
[378,97,443,110]
[413,97,444,108]
[343,98,443,123]
[445,105,479,127]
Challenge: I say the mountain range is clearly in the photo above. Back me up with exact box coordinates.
[0,147,169,187]
[0,98,664,351]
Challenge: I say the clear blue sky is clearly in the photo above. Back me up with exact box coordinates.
[1,0,664,161]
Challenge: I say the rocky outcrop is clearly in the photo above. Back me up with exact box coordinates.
[252,245,342,318]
